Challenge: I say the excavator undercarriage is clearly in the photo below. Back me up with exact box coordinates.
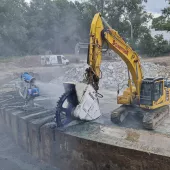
[111,77,170,129]
[111,105,170,130]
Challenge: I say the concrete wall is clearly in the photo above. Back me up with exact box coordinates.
[1,91,170,170]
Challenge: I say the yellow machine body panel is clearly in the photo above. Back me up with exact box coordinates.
[117,86,136,105]
[140,80,170,110]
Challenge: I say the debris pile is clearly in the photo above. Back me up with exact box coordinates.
[52,61,167,90]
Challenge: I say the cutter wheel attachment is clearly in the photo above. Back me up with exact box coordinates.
[55,90,78,127]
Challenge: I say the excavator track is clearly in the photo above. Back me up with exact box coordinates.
[111,105,169,130]
[142,105,170,130]
[111,105,136,124]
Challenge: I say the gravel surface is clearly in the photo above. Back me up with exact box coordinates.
[52,60,168,90]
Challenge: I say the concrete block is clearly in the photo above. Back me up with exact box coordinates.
[10,110,25,143]
[28,114,54,158]
[18,109,53,152]
[4,108,15,128]
[18,116,29,151]
[39,122,56,163]
[50,129,80,170]
[11,109,40,146]
[0,107,5,122]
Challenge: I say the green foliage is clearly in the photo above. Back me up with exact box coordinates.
[74,1,97,41]
[153,35,170,56]
[138,31,155,56]
[0,0,169,57]
[139,34,170,57]
[152,15,170,32]
[152,2,170,31]
[0,0,28,56]
[26,0,81,54]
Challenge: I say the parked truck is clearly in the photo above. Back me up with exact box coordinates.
[41,55,69,66]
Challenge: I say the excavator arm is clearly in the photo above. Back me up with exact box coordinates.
[86,13,143,101]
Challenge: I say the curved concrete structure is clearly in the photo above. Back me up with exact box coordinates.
[1,88,170,170]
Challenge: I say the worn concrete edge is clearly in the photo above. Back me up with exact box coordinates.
[61,122,170,158]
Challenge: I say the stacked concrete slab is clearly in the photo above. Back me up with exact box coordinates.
[1,89,170,170]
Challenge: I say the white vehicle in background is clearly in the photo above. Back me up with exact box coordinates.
[41,55,69,66]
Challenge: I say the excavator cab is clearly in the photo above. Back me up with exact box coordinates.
[139,78,170,129]
[140,78,164,107]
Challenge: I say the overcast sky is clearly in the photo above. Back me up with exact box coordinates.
[144,0,168,16]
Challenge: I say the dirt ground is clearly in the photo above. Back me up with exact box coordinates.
[144,55,170,66]
[1,54,170,81]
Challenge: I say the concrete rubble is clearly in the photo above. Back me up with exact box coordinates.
[52,60,167,90]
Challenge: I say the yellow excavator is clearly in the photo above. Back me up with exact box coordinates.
[55,13,170,130]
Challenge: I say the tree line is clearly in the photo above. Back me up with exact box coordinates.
[0,0,169,57]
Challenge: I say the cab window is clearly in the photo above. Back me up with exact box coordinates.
[154,81,163,101]
[140,82,153,106]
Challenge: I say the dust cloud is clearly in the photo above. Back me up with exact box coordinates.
[35,81,64,108]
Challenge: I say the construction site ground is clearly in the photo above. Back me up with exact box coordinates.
[1,55,170,169]
[2,55,170,134]
[1,55,170,131]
